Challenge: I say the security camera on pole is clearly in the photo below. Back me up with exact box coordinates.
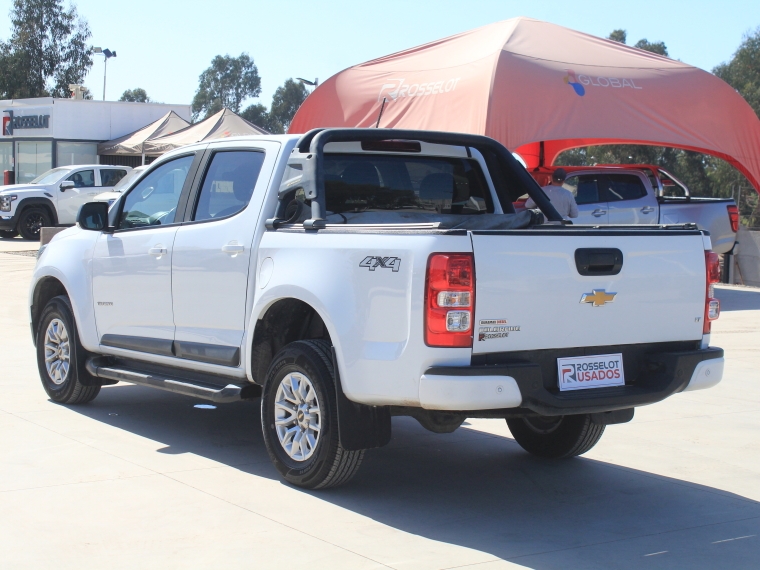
[93,47,117,100]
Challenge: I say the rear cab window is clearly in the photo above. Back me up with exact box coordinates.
[192,151,266,222]
[319,153,493,216]
[100,169,128,187]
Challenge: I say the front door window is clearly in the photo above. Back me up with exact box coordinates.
[118,155,194,229]
[66,170,95,188]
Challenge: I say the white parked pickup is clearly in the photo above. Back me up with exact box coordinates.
[522,165,739,254]
[0,164,131,240]
[30,129,724,489]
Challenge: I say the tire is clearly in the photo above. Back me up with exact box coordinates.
[18,207,52,240]
[0,229,18,238]
[506,414,605,458]
[261,339,364,489]
[36,295,100,405]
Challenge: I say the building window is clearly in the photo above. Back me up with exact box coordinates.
[0,142,12,174]
[16,141,53,184]
[57,142,98,167]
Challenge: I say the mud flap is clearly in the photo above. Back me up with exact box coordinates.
[590,408,634,425]
[332,348,392,451]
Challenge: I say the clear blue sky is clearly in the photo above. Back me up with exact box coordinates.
[1,0,757,108]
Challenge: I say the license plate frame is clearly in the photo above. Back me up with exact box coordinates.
[557,353,625,392]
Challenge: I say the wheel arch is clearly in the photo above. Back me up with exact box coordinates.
[248,297,333,384]
[30,276,68,346]
[16,197,59,227]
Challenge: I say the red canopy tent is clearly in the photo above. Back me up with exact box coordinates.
[290,17,760,192]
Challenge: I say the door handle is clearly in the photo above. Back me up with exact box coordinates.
[149,246,167,257]
[592,209,607,217]
[641,206,655,213]
[222,243,245,255]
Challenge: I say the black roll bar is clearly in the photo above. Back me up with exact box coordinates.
[291,128,562,227]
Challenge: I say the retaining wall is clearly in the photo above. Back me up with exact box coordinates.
[736,227,760,287]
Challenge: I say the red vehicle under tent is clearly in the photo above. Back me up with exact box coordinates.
[290,17,760,199]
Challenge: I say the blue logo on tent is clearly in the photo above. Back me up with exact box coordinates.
[563,70,585,96]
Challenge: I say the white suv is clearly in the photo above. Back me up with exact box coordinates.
[0,164,132,240]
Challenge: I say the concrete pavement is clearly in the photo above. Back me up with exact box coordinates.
[0,235,758,569]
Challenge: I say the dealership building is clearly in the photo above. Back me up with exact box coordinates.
[1,98,191,184]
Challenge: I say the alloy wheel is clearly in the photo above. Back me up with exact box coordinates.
[24,212,45,236]
[44,318,70,385]
[274,372,322,461]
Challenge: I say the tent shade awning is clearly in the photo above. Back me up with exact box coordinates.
[290,17,760,192]
[97,111,190,155]
[143,108,269,154]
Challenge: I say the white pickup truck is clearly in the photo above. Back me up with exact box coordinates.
[0,165,131,240]
[30,129,724,489]
[524,165,739,254]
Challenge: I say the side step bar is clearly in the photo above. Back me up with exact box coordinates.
[85,358,260,403]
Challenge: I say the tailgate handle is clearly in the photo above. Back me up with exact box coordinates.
[574,248,623,276]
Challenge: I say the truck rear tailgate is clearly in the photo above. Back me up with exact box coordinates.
[470,230,706,354]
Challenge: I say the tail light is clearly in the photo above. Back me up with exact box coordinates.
[425,253,475,347]
[703,251,721,334]
[727,204,739,233]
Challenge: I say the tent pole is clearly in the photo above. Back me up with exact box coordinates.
[539,141,545,168]
[141,152,145,165]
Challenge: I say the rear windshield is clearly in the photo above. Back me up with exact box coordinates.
[322,153,493,215]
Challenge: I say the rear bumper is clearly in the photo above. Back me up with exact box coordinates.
[420,345,723,415]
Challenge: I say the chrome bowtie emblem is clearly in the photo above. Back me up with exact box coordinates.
[580,289,616,307]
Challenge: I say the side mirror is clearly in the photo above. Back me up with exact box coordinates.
[60,180,75,192]
[77,201,109,232]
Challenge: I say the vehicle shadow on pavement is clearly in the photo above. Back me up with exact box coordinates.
[68,383,760,569]
[715,286,760,311]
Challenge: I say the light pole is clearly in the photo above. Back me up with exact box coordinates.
[296,78,318,89]
[93,47,117,101]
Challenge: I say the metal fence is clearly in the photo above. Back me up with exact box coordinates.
[734,186,760,230]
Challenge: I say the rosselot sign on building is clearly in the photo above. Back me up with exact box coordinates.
[3,110,52,135]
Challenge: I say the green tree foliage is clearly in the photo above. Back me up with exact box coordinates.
[0,0,93,98]
[608,29,627,44]
[634,39,668,56]
[192,53,261,121]
[606,28,668,56]
[119,88,150,103]
[269,79,309,132]
[240,102,275,133]
[714,27,760,118]
[712,28,760,225]
[241,78,309,134]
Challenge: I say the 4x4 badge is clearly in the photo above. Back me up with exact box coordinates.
[359,256,401,272]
